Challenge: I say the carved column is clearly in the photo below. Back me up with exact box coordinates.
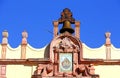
[53,21,58,38]
[1,30,8,78]
[73,50,78,74]
[105,32,111,60]
[53,47,58,76]
[75,21,80,39]
[0,65,6,78]
[1,30,8,59]
[21,31,28,59]
[1,44,7,59]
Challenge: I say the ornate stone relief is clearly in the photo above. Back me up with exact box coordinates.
[53,37,79,53]
[32,8,99,78]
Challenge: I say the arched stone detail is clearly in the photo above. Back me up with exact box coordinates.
[49,33,83,76]
[49,34,83,63]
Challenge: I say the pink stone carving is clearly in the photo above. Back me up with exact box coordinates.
[105,32,111,46]
[22,31,28,44]
[2,30,8,44]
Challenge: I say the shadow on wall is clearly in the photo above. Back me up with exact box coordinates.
[44,44,50,59]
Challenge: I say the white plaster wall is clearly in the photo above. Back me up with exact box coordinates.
[6,44,21,59]
[111,45,120,59]
[83,44,120,60]
[82,43,106,59]
[3,43,120,78]
[6,65,37,78]
[5,44,45,59]
[95,65,120,78]
[26,44,45,58]
[6,65,120,78]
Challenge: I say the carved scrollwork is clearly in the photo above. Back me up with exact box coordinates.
[53,37,79,53]
[34,64,53,77]
[74,64,99,78]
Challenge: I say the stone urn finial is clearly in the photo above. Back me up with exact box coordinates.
[22,30,28,38]
[22,30,28,44]
[105,32,111,46]
[2,30,8,38]
[2,30,8,44]
[105,32,111,38]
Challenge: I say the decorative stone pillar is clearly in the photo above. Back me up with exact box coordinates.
[21,31,28,59]
[1,30,8,59]
[73,49,78,74]
[53,21,58,38]
[1,30,8,78]
[75,21,80,39]
[105,32,111,60]
[0,65,6,78]
[53,47,58,76]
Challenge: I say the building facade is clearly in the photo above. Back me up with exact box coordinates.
[0,8,120,78]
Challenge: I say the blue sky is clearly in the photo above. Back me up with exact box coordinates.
[0,0,120,48]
